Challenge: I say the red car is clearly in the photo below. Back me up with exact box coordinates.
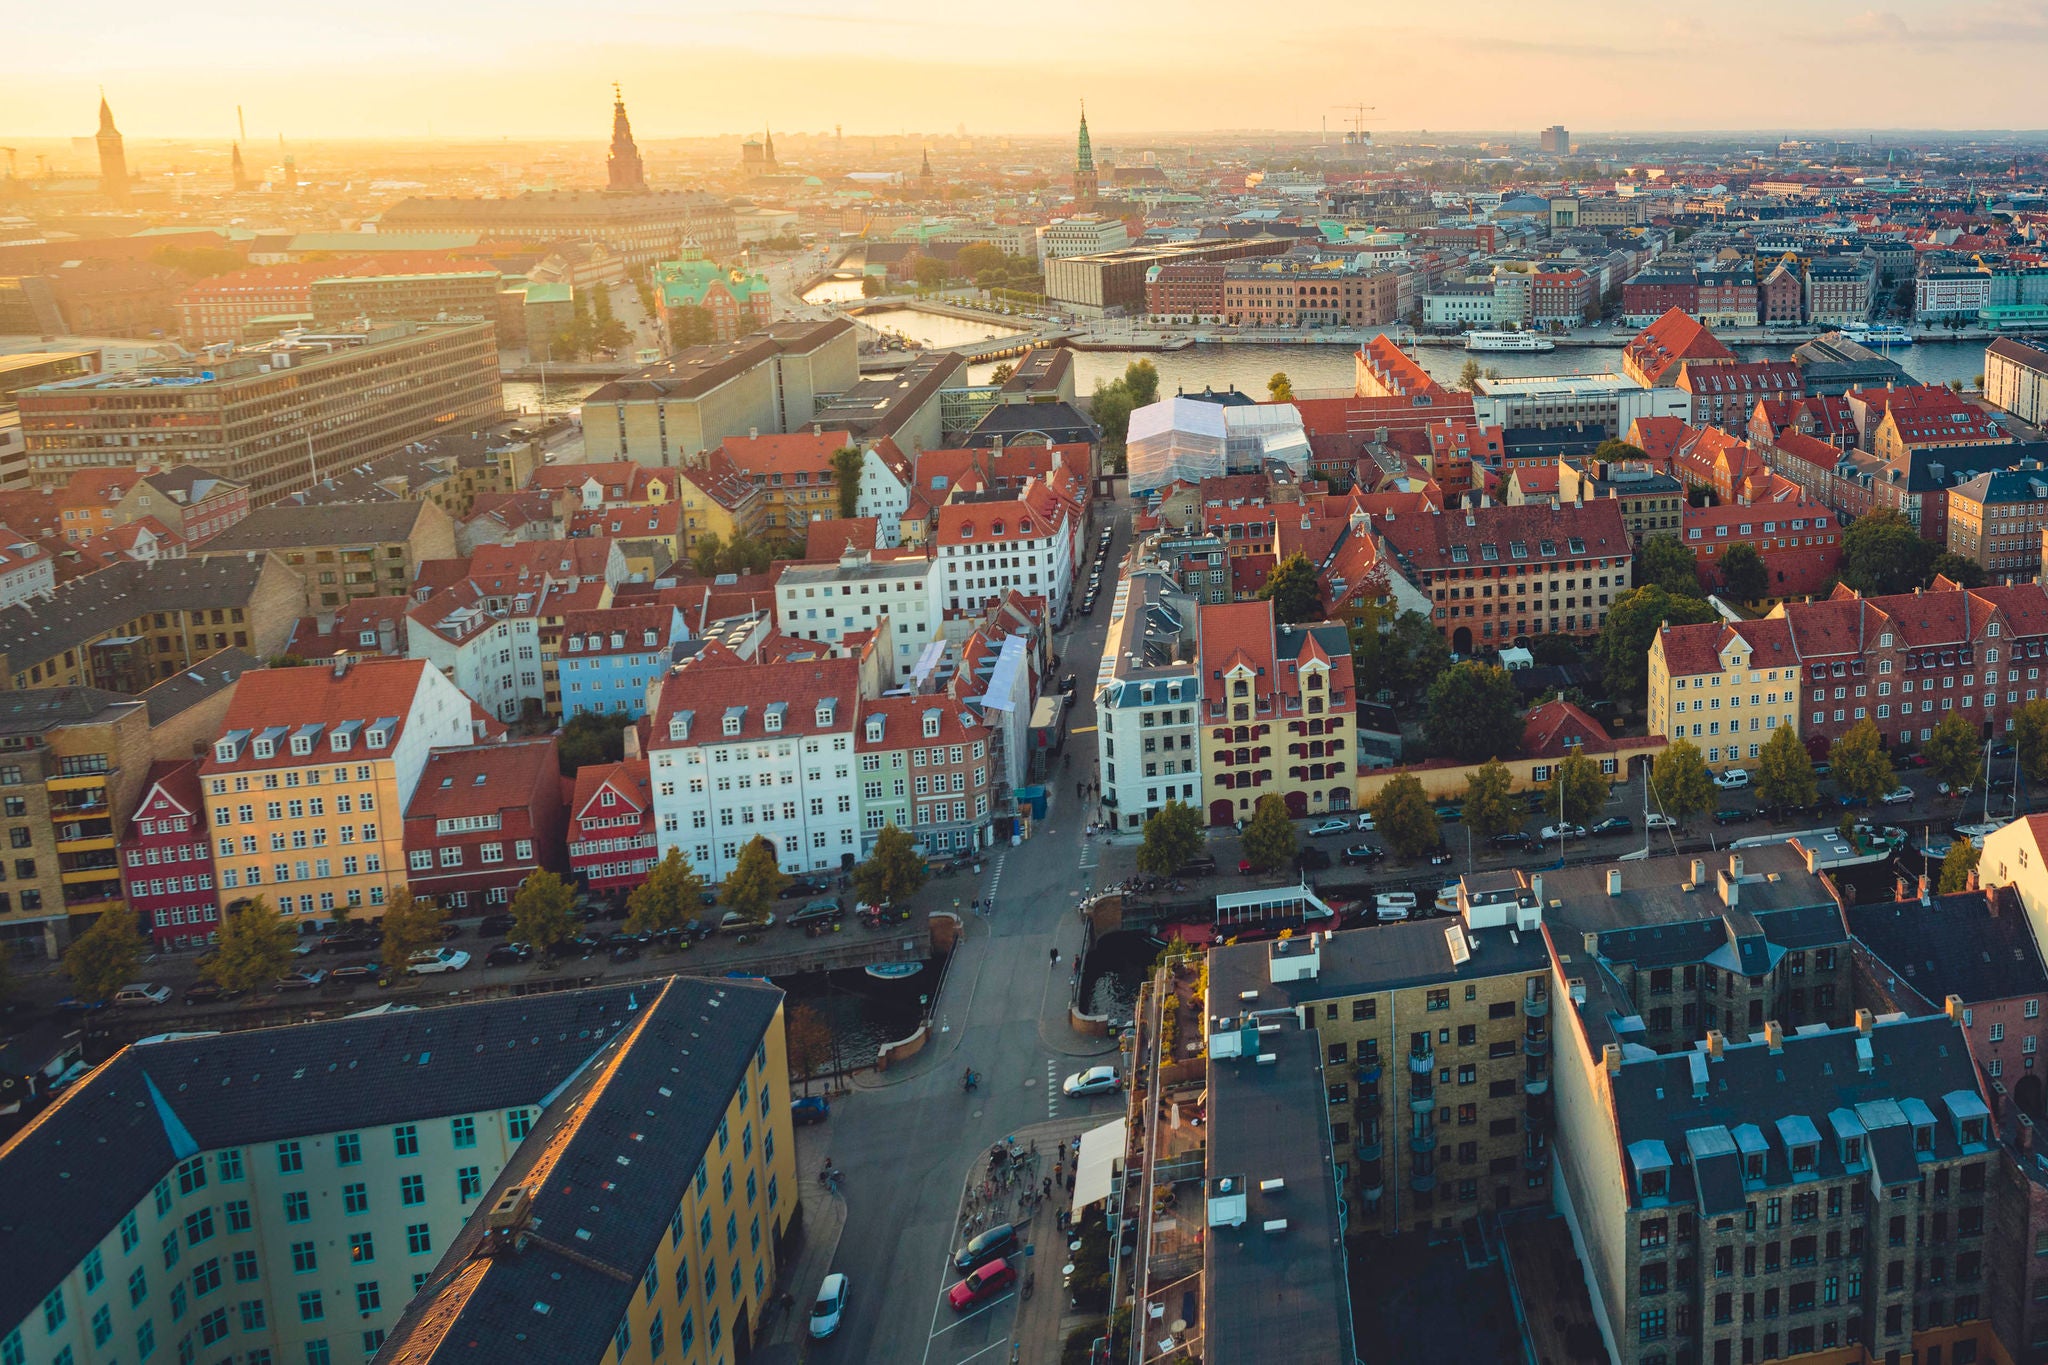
[947,1257,1017,1311]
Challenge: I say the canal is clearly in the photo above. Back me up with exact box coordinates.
[776,956,942,1081]
[1078,929,1157,1026]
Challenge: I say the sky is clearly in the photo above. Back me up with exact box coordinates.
[11,0,2048,142]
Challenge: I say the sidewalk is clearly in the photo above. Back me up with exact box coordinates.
[947,1117,1102,1365]
[754,1124,850,1364]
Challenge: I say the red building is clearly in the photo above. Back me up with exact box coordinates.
[400,738,566,912]
[1682,498,1843,598]
[1675,360,1804,432]
[1143,261,1226,320]
[1759,262,1804,325]
[1530,268,1593,324]
[121,759,220,950]
[567,759,658,894]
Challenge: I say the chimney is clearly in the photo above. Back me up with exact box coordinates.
[1895,874,1913,902]
[1690,857,1706,886]
[1717,868,1740,909]
[1607,868,1623,897]
[1706,1029,1726,1061]
[1854,1008,1873,1035]
[1764,1020,1785,1054]
[1603,1043,1623,1076]
[1728,853,1743,879]
[1946,994,1968,1024]
[1918,875,1931,906]
[1531,873,1544,908]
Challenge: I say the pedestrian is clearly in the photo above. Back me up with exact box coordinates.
[1058,1140,1067,1162]
[1067,1172,1075,1193]
[1050,946,1061,965]
[1043,1175,1053,1197]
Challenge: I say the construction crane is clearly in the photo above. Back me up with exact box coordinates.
[1330,103,1378,148]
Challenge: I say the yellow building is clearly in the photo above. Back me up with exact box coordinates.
[199,659,478,927]
[674,460,767,557]
[1646,616,1802,772]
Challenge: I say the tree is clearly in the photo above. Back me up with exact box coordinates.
[510,870,577,956]
[1754,725,1818,812]
[1370,773,1441,858]
[1829,719,1896,807]
[1638,534,1703,597]
[1717,541,1770,603]
[62,910,145,1004]
[1136,801,1205,876]
[1424,662,1523,763]
[1379,612,1451,705]
[988,362,1016,385]
[852,823,928,907]
[378,887,447,977]
[1592,439,1649,465]
[830,446,864,520]
[913,256,950,290]
[1267,371,1295,402]
[1257,553,1324,625]
[1546,750,1610,828]
[1939,840,1982,895]
[205,897,297,994]
[860,275,883,298]
[1461,759,1521,841]
[1240,794,1297,871]
[557,711,633,775]
[2015,698,2048,785]
[1650,738,1715,826]
[1456,358,1484,393]
[626,848,706,937]
[1089,378,1136,451]
[690,530,727,577]
[786,1003,836,1095]
[1121,359,1160,408]
[1922,711,1982,794]
[1597,585,1718,701]
[1928,552,1988,589]
[1838,509,1936,596]
[722,836,787,925]
[670,305,718,348]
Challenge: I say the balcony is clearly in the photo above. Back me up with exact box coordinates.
[1356,1086,1381,1115]
[46,771,111,793]
[1409,1130,1438,1154]
[1409,1171,1437,1194]
[1523,1026,1550,1057]
[1408,1044,1434,1074]
[1355,1061,1382,1085]
[1523,1141,1551,1174]
[1355,1124,1383,1162]
[1524,988,1549,1019]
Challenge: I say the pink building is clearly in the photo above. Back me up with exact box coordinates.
[120,759,219,950]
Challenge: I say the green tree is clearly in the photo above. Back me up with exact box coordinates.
[852,823,928,907]
[1922,711,1982,794]
[1089,378,1136,451]
[913,256,950,290]
[1380,612,1451,705]
[1928,552,1988,589]
[722,836,787,925]
[1838,509,1936,596]
[2015,698,2048,785]
[1456,358,1483,393]
[1460,759,1522,841]
[1754,725,1818,812]
[1829,719,1896,806]
[670,305,718,348]
[1121,359,1160,408]
[1650,738,1715,826]
[1597,585,1718,700]
[1546,750,1609,828]
[860,274,883,298]
[378,886,447,977]
[1136,801,1205,876]
[785,1003,836,1095]
[203,897,297,993]
[830,445,864,520]
[1267,371,1295,402]
[1939,840,1982,894]
[1591,439,1649,465]
[510,870,577,956]
[62,910,145,1004]
[1717,541,1770,602]
[557,711,633,775]
[988,362,1016,385]
[1637,534,1703,597]
[690,531,727,575]
[1240,793,1298,871]
[1370,773,1441,858]
[625,848,706,937]
[1424,662,1523,763]
[1257,553,1324,625]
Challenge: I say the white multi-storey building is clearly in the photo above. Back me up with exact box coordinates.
[774,548,940,682]
[933,484,1074,626]
[855,440,914,547]
[647,652,863,882]
[1094,570,1204,832]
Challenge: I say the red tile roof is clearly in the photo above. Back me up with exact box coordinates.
[1373,499,1630,572]
[406,739,558,821]
[203,659,431,775]
[718,430,852,480]
[1198,599,1278,695]
[568,504,679,540]
[1521,699,1624,758]
[934,497,1063,547]
[650,652,861,745]
[571,758,652,825]
[1624,308,1737,384]
[854,692,985,751]
[804,517,879,559]
[560,603,684,656]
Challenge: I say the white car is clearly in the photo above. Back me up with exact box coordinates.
[1374,892,1417,922]
[1539,823,1587,842]
[1712,768,1751,790]
[1308,819,1351,837]
[1354,813,1376,831]
[1880,786,1915,805]
[809,1272,848,1339]
[1063,1065,1120,1097]
[114,982,172,1006]
[1645,813,1679,830]
[407,948,471,975]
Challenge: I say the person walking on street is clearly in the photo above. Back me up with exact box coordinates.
[1050,946,1061,966]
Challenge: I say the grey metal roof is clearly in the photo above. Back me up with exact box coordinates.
[197,502,433,552]
[1847,887,2048,1008]
[1209,918,1551,1007]
[138,648,260,726]
[0,554,279,671]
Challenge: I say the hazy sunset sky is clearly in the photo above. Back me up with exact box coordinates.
[10,0,2048,141]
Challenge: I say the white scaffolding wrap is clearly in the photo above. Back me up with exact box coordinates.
[1222,402,1310,479]
[1126,397,1227,495]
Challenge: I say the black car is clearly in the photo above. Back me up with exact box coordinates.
[1713,808,1752,826]
[1489,832,1533,850]
[1058,674,1077,694]
[954,1223,1019,1274]
[779,876,834,900]
[181,982,243,1006]
[1588,816,1632,837]
[329,961,380,984]
[485,941,533,967]
[1342,842,1385,865]
[1175,857,1219,878]
[789,899,845,928]
[477,913,516,938]
[609,941,642,963]
[320,930,378,955]
[274,969,326,992]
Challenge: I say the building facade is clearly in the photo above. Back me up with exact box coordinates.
[566,759,658,894]
[1094,571,1203,832]
[400,739,567,912]
[854,694,994,858]
[1199,599,1356,826]
[122,758,221,951]
[558,604,689,720]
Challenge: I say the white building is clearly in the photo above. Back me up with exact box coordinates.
[1094,570,1203,832]
[1036,215,1130,265]
[932,484,1074,625]
[1423,285,1496,330]
[647,652,863,882]
[774,548,940,682]
[0,531,52,607]
[855,439,914,547]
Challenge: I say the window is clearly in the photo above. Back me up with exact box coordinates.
[400,1174,425,1207]
[406,1224,432,1256]
[355,1282,381,1314]
[506,1108,534,1139]
[298,1290,325,1322]
[458,1167,481,1202]
[451,1116,476,1149]
[336,1132,361,1166]
[349,1233,375,1264]
[277,1140,304,1173]
[283,1191,310,1223]
[232,1251,258,1284]
[343,1183,368,1215]
[393,1124,419,1157]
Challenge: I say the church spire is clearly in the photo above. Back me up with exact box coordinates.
[96,91,128,203]
[607,83,646,192]
[230,141,248,192]
[1074,101,1097,206]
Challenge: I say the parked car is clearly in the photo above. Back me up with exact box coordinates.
[1058,674,1077,694]
[181,982,242,1006]
[1712,768,1751,790]
[778,876,834,900]
[319,929,378,956]
[1994,743,2016,759]
[720,911,775,933]
[1937,781,1973,798]
[791,1095,831,1126]
[809,1273,849,1340]
[954,1223,1018,1273]
[609,940,641,963]
[329,961,380,983]
[1433,804,1464,822]
[1589,816,1632,836]
[948,1258,1018,1311]
[789,898,845,928]
[1062,1065,1120,1097]
[1539,823,1587,842]
[1713,808,1752,826]
[1307,816,1351,839]
[1644,813,1679,830]
[1342,842,1384,865]
[407,948,471,975]
[476,913,516,938]
[485,942,533,967]
[114,983,171,1007]
[1834,793,1869,808]
[1880,786,1915,806]
[1489,831,1533,850]
[1901,753,1929,768]
[1374,892,1417,922]
[1810,763,1832,779]
[275,969,327,992]
[1175,857,1218,878]
[1354,812,1376,830]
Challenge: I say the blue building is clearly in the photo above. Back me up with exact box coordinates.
[558,603,689,720]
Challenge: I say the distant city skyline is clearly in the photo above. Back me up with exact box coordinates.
[12,0,2048,142]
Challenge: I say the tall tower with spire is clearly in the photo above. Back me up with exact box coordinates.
[1074,102,1097,206]
[763,127,777,171]
[96,92,129,202]
[230,142,249,192]
[606,84,646,192]
[919,147,934,192]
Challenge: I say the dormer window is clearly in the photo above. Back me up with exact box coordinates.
[865,719,883,743]
[764,710,783,733]
[1790,1144,1816,1174]
[643,631,657,647]
[1640,1169,1667,1198]
[251,738,274,760]
[568,637,583,652]
[1744,1154,1765,1182]
[1960,1117,1986,1145]
[816,702,835,727]
[923,713,941,739]
[723,714,742,736]
[213,739,239,762]
[1913,1124,1935,1154]
[669,716,690,741]
[290,736,312,756]
[331,732,351,753]
[365,730,387,749]
[1843,1136,1861,1164]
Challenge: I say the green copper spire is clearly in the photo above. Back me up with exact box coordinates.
[1076,101,1094,174]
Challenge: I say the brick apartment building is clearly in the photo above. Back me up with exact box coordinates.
[1947,469,2048,583]
[400,738,567,912]
[120,758,219,951]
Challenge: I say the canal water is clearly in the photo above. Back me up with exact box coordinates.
[775,958,937,1080]
[1079,929,1158,1025]
[856,306,1024,351]
[803,278,868,305]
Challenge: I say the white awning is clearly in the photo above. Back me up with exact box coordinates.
[1071,1117,1128,1215]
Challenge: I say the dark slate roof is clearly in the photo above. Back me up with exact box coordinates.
[1846,887,2048,1005]
[0,984,667,1332]
[0,686,138,736]
[376,977,782,1364]
[197,502,434,552]
[1609,1014,1987,1211]
[966,400,1101,447]
[0,554,278,669]
[137,648,260,726]
[1209,918,1551,1007]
